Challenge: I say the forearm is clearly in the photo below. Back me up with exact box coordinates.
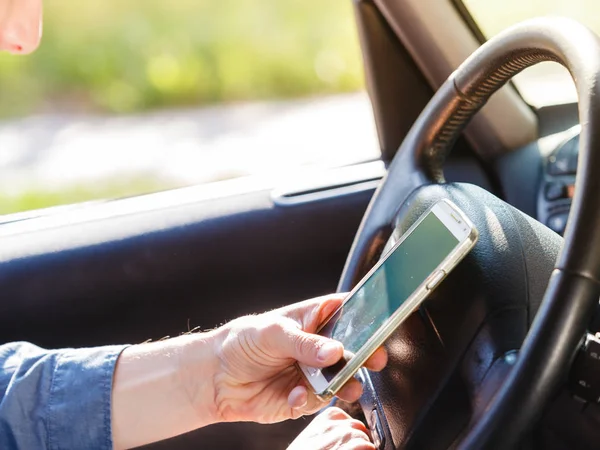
[111,332,222,450]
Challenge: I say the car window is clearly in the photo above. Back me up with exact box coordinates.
[0,0,379,215]
[460,0,593,107]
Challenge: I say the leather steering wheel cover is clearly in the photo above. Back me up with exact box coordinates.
[452,18,600,282]
[339,17,600,449]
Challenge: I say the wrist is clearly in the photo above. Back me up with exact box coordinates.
[178,329,225,425]
[111,331,224,450]
[201,321,240,423]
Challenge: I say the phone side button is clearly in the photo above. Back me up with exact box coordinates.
[426,270,446,290]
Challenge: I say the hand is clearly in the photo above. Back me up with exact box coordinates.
[288,407,376,450]
[111,294,387,449]
[211,294,388,423]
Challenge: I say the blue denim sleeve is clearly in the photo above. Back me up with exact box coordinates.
[0,341,129,450]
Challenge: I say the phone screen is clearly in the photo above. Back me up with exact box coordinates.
[319,211,460,381]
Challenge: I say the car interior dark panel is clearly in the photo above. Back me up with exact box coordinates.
[353,0,433,160]
[496,125,580,234]
[538,132,578,235]
[537,102,579,137]
[494,139,542,218]
[535,391,600,450]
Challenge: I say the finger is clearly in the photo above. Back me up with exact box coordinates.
[339,429,374,447]
[280,294,345,332]
[335,377,364,403]
[346,418,370,434]
[320,406,352,421]
[289,384,330,416]
[347,438,377,450]
[363,346,388,372]
[312,295,345,329]
[276,321,344,367]
[288,385,309,410]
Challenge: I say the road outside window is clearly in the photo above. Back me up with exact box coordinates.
[0,0,379,215]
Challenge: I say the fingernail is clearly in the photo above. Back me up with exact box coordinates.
[293,395,307,409]
[291,389,308,409]
[317,342,341,362]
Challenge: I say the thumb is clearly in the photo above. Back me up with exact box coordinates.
[275,319,344,367]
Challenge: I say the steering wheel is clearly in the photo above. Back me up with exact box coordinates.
[338,17,600,450]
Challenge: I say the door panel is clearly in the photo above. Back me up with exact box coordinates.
[0,178,375,348]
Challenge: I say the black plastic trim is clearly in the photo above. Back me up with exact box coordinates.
[353,0,433,162]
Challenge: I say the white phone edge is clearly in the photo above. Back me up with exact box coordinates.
[298,199,479,401]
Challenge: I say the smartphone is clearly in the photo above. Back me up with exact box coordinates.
[298,199,478,400]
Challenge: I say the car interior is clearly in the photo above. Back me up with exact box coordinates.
[1,0,599,449]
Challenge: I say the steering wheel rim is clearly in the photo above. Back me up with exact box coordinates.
[339,17,600,449]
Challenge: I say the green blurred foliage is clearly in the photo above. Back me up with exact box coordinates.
[0,176,177,215]
[0,0,364,117]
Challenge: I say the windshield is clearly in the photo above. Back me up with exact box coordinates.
[460,0,598,107]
